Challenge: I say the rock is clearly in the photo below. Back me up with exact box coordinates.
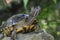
[31,32,55,40]
[2,37,12,40]
[1,31,55,40]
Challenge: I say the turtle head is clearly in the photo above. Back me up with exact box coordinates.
[29,6,41,17]
[25,6,41,25]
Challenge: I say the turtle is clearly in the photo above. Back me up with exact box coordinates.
[0,6,41,40]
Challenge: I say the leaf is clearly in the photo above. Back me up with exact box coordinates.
[53,0,57,4]
[57,31,60,36]
[23,0,28,8]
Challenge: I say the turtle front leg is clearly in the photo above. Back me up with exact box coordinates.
[11,30,17,40]
[0,33,4,40]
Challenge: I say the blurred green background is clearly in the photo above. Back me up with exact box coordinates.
[0,0,60,40]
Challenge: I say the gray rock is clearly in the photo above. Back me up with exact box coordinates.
[1,31,54,40]
[2,37,12,40]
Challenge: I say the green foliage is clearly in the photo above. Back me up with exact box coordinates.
[57,31,60,36]
[53,0,57,4]
[23,0,28,9]
[35,0,59,40]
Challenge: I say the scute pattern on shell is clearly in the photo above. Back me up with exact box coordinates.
[6,14,29,27]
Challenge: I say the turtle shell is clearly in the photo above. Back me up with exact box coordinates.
[1,13,40,32]
[6,14,29,27]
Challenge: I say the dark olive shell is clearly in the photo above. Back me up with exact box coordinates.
[6,14,29,27]
[2,14,29,28]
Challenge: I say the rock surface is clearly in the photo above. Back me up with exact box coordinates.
[2,31,55,40]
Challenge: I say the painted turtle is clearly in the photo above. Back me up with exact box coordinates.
[0,6,41,40]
